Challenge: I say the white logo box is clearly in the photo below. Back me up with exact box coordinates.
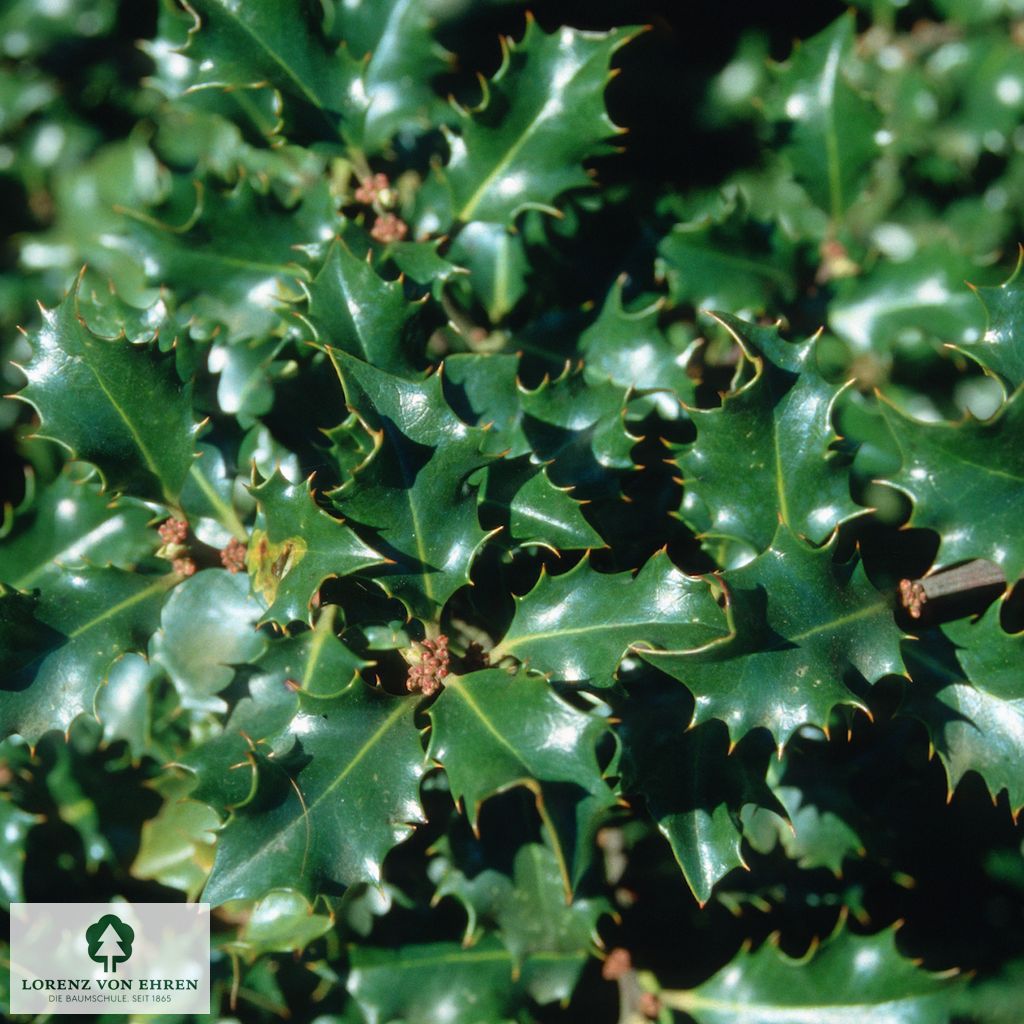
[9,902,210,1015]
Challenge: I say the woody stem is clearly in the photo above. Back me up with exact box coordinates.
[899,560,1007,619]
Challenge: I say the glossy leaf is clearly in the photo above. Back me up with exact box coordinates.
[877,389,1024,579]
[247,471,382,626]
[428,669,616,892]
[663,927,960,1023]
[954,253,1024,393]
[640,525,904,748]
[766,14,880,220]
[904,604,1024,812]
[0,470,154,591]
[150,569,268,713]
[676,314,861,555]
[0,569,173,745]
[493,552,726,688]
[298,238,435,376]
[202,681,425,903]
[16,287,198,504]
[326,351,492,620]
[620,690,784,905]
[428,19,635,225]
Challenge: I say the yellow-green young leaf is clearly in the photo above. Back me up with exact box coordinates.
[639,524,904,750]
[247,471,383,627]
[427,670,616,893]
[662,927,961,1024]
[423,18,637,226]
[492,552,726,688]
[16,287,199,504]
[202,681,425,904]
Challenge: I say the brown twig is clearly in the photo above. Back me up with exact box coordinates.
[899,560,1007,619]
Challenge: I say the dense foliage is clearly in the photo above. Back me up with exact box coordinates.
[2,0,1024,1020]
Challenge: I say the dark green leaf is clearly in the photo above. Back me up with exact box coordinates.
[17,286,198,504]
[493,552,726,688]
[326,352,492,620]
[663,927,960,1023]
[428,669,616,892]
[202,680,424,903]
[640,525,903,748]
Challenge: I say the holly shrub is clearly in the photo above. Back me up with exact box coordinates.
[3,0,1024,1021]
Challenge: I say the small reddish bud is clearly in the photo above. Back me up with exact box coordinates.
[159,518,189,545]
[371,213,408,244]
[406,635,451,696]
[638,992,661,1020]
[220,538,248,573]
[355,172,390,205]
[172,556,197,577]
[601,948,632,981]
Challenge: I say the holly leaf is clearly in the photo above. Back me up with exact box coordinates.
[446,222,529,324]
[877,388,1024,580]
[426,18,636,226]
[227,890,333,961]
[16,285,198,504]
[0,569,173,745]
[0,470,154,591]
[492,843,607,1001]
[348,938,580,1024]
[248,471,382,627]
[579,278,696,409]
[93,653,164,762]
[904,603,1024,812]
[202,680,425,903]
[180,0,364,142]
[431,838,606,1002]
[117,177,334,341]
[150,569,268,713]
[620,686,785,905]
[829,247,984,358]
[657,197,797,315]
[952,251,1024,393]
[322,0,453,150]
[639,524,904,749]
[131,772,219,900]
[326,352,492,620]
[492,552,726,688]
[298,238,435,376]
[663,927,960,1023]
[766,13,881,221]
[478,457,603,552]
[427,669,616,893]
[675,313,861,557]
[179,609,367,812]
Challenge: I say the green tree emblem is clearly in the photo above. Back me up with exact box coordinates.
[85,914,135,973]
